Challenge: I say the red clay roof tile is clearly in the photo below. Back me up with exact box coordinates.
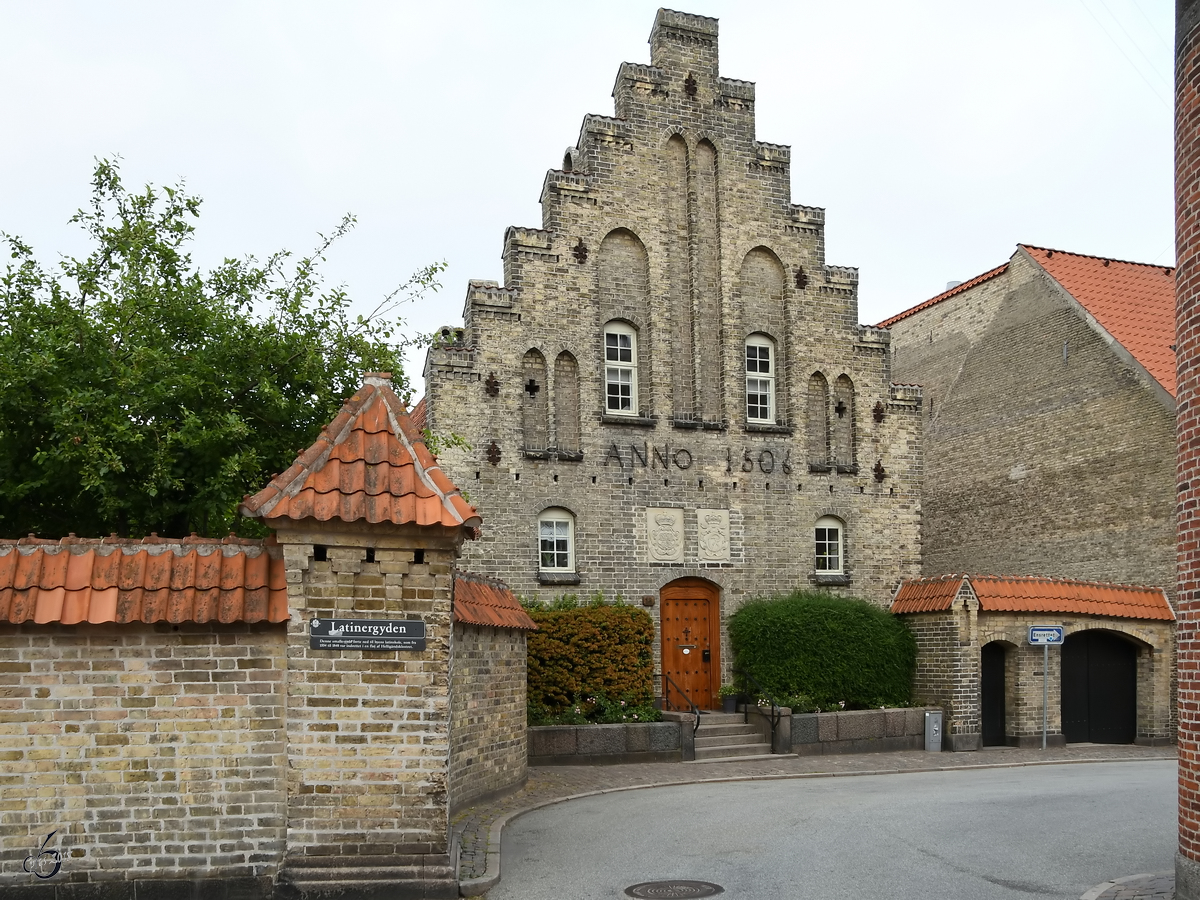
[890,575,966,613]
[240,374,480,532]
[878,245,1176,397]
[0,536,289,626]
[453,572,537,631]
[1020,245,1176,397]
[892,574,1173,621]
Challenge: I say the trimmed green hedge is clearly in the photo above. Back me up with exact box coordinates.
[526,602,658,724]
[728,591,916,710]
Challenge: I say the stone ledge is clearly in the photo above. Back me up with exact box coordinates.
[792,707,939,755]
[529,722,680,765]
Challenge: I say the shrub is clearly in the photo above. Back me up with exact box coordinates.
[728,591,916,710]
[526,601,658,723]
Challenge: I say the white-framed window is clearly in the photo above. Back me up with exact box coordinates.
[815,516,844,574]
[538,508,575,572]
[604,321,638,415]
[746,334,775,423]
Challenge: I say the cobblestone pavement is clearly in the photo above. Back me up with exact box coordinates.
[1082,873,1176,899]
[451,743,1177,896]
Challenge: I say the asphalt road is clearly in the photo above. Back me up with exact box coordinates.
[485,760,1176,900]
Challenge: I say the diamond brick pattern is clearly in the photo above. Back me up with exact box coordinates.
[0,534,287,624]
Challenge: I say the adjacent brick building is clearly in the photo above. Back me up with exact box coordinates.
[1,374,534,900]
[883,244,1176,597]
[882,245,1179,751]
[422,9,923,711]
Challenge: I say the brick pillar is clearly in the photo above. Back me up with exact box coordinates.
[1178,1,1200,893]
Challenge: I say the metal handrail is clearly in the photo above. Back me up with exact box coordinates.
[655,672,702,736]
[733,668,781,749]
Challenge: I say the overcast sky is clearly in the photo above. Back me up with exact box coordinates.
[1,1,1174,394]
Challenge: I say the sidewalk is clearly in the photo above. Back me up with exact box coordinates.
[451,743,1177,897]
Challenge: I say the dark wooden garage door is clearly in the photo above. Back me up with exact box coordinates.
[1060,630,1136,744]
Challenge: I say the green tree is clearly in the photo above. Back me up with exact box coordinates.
[0,160,443,539]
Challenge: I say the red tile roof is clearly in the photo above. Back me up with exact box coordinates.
[877,245,1176,397]
[240,374,480,530]
[889,574,967,613]
[453,572,537,631]
[892,574,1174,621]
[410,397,428,433]
[877,264,1009,329]
[0,535,288,625]
[1020,245,1177,397]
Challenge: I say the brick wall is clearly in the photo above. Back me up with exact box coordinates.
[449,623,528,812]
[889,251,1177,601]
[272,525,459,882]
[1177,0,1200,892]
[0,623,286,891]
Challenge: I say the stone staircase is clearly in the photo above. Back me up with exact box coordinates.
[693,711,773,761]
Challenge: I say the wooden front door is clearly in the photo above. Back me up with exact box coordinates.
[660,578,720,711]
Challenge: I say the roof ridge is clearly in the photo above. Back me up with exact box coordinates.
[877,263,1009,328]
[1019,243,1175,271]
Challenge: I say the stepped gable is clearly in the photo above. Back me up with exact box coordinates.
[240,373,480,530]
[892,574,1174,621]
[0,534,287,625]
[1020,245,1177,397]
[453,571,537,631]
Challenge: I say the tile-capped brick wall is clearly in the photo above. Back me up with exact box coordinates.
[0,622,286,893]
[449,623,528,811]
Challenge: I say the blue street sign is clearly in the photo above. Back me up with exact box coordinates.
[1028,625,1065,646]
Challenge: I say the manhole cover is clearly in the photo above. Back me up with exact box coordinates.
[624,882,724,899]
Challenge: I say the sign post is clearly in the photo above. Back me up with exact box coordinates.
[1027,625,1064,750]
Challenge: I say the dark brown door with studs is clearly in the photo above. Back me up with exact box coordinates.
[659,578,720,711]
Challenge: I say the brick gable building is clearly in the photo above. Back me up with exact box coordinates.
[883,245,1176,597]
[422,10,923,711]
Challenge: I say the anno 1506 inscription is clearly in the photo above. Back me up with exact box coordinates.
[602,443,792,474]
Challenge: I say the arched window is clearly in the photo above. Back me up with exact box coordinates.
[604,321,638,415]
[815,516,844,574]
[538,508,576,573]
[745,334,776,423]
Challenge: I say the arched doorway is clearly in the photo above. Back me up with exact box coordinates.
[980,641,1009,746]
[1061,630,1137,744]
[659,578,720,711]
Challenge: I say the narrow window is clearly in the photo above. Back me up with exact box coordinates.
[746,334,776,423]
[604,321,638,415]
[815,516,844,574]
[538,507,576,572]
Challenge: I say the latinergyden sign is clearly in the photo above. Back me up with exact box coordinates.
[309,617,427,651]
